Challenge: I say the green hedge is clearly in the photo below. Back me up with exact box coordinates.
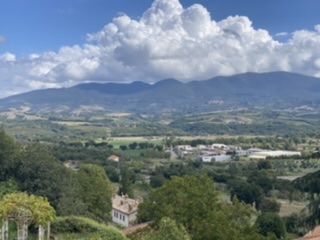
[52,216,128,240]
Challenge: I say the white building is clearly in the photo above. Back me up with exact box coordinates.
[176,145,193,151]
[199,154,232,163]
[197,145,208,150]
[248,149,301,159]
[211,144,229,150]
[112,195,139,227]
[200,155,213,163]
[213,155,232,162]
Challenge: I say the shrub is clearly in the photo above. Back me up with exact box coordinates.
[52,216,128,240]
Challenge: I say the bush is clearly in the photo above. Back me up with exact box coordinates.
[256,213,286,239]
[259,198,281,213]
[52,216,128,240]
[150,175,166,188]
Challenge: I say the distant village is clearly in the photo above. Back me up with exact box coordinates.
[174,143,301,163]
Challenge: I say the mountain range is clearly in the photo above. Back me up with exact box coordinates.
[1,71,320,115]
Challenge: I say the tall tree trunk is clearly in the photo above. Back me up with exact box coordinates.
[47,222,51,240]
[38,225,45,240]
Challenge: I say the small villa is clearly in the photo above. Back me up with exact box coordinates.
[112,195,140,227]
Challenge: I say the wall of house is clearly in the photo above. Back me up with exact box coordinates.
[128,211,137,225]
[112,209,129,227]
[213,155,232,162]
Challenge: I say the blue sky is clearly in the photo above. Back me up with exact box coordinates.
[1,0,319,55]
[0,0,320,97]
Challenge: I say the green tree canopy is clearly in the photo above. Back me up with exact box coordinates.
[0,179,19,199]
[76,164,114,221]
[141,217,191,240]
[256,213,286,239]
[138,175,266,240]
[259,198,281,213]
[0,130,19,181]
[230,180,263,208]
[16,144,66,207]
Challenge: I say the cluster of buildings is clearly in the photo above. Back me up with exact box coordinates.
[175,144,301,163]
[175,143,240,163]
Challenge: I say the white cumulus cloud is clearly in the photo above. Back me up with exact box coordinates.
[1,0,320,97]
[0,52,16,62]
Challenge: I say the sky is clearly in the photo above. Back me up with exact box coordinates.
[0,0,320,97]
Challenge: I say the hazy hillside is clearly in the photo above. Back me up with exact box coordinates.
[1,72,320,115]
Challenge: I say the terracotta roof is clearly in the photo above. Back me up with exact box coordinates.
[303,226,320,240]
[112,195,139,215]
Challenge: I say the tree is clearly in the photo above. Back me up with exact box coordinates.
[138,175,265,240]
[154,145,163,152]
[230,181,263,208]
[129,142,138,150]
[150,175,166,188]
[256,213,286,239]
[0,130,18,181]
[142,218,191,240]
[76,164,114,221]
[120,145,128,151]
[105,165,120,183]
[56,171,89,218]
[284,213,307,236]
[257,160,272,170]
[119,164,133,197]
[0,179,19,199]
[259,198,280,213]
[213,200,267,240]
[16,144,65,207]
[248,171,273,194]
[138,175,218,240]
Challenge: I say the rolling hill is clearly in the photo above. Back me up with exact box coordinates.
[1,72,320,115]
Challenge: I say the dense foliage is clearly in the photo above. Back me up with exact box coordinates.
[132,217,191,240]
[52,216,128,240]
[138,175,268,240]
[0,130,113,223]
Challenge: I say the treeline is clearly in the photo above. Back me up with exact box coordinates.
[170,120,319,136]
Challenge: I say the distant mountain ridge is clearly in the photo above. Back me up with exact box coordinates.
[1,72,320,115]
